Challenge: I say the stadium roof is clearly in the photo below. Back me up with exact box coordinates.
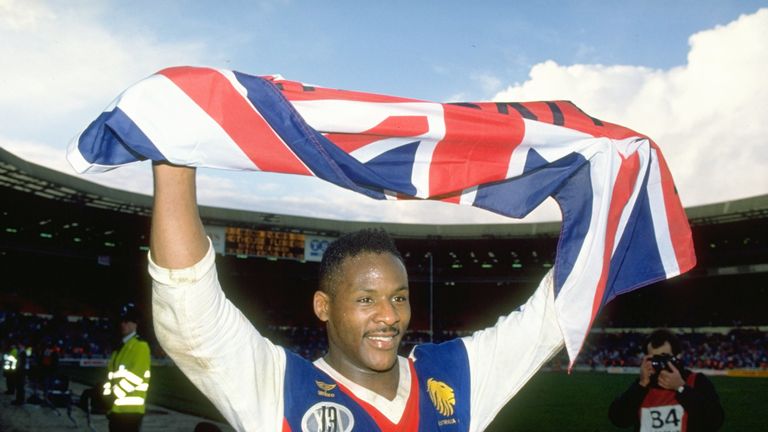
[2,146,767,239]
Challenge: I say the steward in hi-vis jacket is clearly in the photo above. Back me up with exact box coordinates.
[103,303,151,432]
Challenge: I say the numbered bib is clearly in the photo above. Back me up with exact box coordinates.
[301,402,355,432]
[640,404,684,432]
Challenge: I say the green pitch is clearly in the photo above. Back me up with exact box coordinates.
[64,366,768,431]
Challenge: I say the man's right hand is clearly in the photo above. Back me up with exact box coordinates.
[639,354,654,387]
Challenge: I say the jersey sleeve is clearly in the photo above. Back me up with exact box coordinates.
[149,238,286,432]
[461,270,564,432]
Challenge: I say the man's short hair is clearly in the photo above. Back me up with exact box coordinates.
[645,329,681,355]
[319,228,404,296]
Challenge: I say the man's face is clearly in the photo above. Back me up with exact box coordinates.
[317,252,410,375]
[647,341,673,357]
[119,320,137,337]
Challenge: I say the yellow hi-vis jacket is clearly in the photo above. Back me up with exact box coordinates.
[3,347,18,372]
[103,335,151,414]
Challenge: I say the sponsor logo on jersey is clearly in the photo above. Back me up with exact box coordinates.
[315,380,337,398]
[427,378,456,417]
[301,401,354,432]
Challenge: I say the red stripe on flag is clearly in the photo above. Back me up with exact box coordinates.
[520,102,555,124]
[324,133,381,153]
[325,116,429,153]
[428,104,524,196]
[589,153,641,326]
[159,67,312,175]
[652,142,697,274]
[267,77,418,103]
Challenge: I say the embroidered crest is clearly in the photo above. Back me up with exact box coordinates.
[301,402,354,432]
[427,378,456,417]
[315,380,337,398]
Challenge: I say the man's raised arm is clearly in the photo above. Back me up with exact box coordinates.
[149,163,208,268]
[148,163,288,430]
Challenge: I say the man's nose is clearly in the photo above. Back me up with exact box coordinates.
[374,300,399,325]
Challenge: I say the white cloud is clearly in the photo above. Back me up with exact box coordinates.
[0,0,206,135]
[493,8,768,207]
[0,0,55,30]
[471,72,503,94]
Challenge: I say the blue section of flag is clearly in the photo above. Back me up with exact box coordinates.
[551,160,594,298]
[363,141,421,196]
[78,109,164,166]
[234,72,393,199]
[602,170,667,306]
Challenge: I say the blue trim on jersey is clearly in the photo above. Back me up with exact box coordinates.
[411,339,471,431]
[281,339,472,431]
[283,350,382,431]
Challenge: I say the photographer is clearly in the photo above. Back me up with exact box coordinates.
[609,329,724,431]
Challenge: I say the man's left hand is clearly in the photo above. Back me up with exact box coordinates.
[656,361,685,390]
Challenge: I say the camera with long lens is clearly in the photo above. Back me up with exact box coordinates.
[650,353,681,373]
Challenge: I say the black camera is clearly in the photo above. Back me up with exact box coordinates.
[650,353,681,373]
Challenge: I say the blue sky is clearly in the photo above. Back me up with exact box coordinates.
[1,1,766,223]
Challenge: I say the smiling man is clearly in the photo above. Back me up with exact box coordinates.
[314,234,410,400]
[149,163,564,431]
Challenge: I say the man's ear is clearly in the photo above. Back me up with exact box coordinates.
[313,290,330,322]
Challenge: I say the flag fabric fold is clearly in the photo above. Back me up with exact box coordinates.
[66,66,696,364]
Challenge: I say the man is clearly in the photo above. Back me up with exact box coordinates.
[150,163,564,431]
[3,342,18,395]
[609,329,724,431]
[12,341,32,406]
[103,303,151,432]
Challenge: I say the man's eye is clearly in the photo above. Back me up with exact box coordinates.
[393,296,408,303]
[357,298,373,303]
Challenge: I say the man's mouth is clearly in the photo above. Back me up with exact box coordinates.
[365,329,399,349]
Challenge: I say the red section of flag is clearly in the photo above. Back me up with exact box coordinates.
[269,77,417,103]
[523,102,555,124]
[159,67,312,175]
[428,104,524,196]
[326,116,430,153]
[652,142,697,274]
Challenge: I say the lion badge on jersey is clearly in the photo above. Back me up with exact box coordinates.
[427,378,456,417]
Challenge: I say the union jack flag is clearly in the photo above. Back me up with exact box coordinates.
[67,66,696,364]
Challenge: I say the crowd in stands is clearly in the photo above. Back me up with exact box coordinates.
[563,328,768,370]
[1,311,114,360]
[2,310,767,370]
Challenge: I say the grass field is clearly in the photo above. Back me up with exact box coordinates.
[64,366,768,431]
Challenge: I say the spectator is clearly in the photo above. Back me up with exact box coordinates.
[609,329,724,431]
